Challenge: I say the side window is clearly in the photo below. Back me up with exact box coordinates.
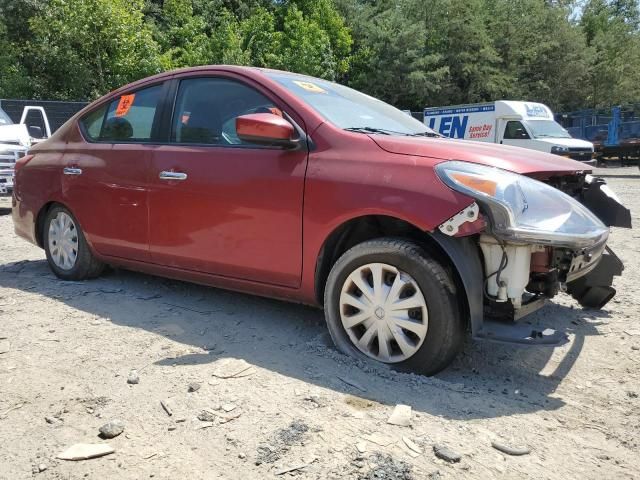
[80,105,107,140]
[80,84,162,142]
[503,121,530,140]
[171,77,278,146]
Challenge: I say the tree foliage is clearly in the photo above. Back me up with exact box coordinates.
[0,0,639,112]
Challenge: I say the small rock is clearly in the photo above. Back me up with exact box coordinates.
[238,452,246,459]
[627,391,638,398]
[428,471,442,480]
[99,420,125,439]
[198,410,217,422]
[57,443,115,461]
[168,426,177,431]
[127,370,140,385]
[402,436,423,454]
[160,400,173,416]
[362,433,395,447]
[187,382,201,393]
[387,404,412,427]
[631,345,639,351]
[433,444,461,463]
[45,416,59,425]
[221,403,237,413]
[38,464,47,473]
[491,440,531,456]
[356,441,367,454]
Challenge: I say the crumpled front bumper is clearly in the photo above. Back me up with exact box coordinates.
[582,175,632,228]
[567,246,624,309]
[565,175,630,309]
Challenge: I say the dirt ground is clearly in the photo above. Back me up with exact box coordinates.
[0,168,638,480]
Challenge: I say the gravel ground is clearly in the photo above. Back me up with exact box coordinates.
[0,169,638,480]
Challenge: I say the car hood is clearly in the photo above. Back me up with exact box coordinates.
[371,135,590,179]
[0,124,30,147]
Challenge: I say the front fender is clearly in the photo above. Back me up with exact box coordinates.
[428,232,484,336]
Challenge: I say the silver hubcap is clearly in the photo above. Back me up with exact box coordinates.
[339,263,428,363]
[48,212,79,270]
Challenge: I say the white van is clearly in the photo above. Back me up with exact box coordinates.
[424,101,595,164]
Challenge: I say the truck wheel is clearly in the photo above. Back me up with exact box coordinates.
[43,205,104,280]
[324,238,463,376]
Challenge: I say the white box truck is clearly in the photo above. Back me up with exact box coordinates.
[424,101,596,165]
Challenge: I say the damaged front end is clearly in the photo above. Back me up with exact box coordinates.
[542,172,629,309]
[434,161,629,344]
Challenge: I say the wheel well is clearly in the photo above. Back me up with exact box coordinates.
[35,201,60,248]
[314,215,469,322]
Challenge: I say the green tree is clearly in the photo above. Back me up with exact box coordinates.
[338,0,448,109]
[238,7,282,67]
[28,0,162,100]
[0,19,31,98]
[487,0,591,111]
[581,0,640,107]
[156,0,211,68]
[289,0,353,76]
[435,0,508,105]
[275,4,337,78]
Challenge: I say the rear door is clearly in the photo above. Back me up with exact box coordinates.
[62,83,165,261]
[147,75,308,287]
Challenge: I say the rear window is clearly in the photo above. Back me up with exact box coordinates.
[80,84,162,142]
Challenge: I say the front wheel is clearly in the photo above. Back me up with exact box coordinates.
[43,205,104,280]
[324,238,464,376]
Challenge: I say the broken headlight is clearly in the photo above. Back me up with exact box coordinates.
[435,161,609,248]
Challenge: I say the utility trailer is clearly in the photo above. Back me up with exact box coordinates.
[557,104,640,164]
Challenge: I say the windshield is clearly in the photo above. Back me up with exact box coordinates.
[0,108,13,126]
[526,120,571,139]
[265,71,435,136]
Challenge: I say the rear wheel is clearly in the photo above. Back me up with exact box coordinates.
[324,238,464,376]
[43,205,104,280]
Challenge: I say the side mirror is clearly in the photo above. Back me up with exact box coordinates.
[236,113,298,148]
[28,125,43,139]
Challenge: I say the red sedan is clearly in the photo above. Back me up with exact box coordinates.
[11,66,629,374]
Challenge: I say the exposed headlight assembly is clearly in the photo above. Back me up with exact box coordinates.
[435,161,609,248]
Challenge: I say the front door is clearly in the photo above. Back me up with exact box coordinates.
[498,119,533,149]
[148,76,308,287]
[62,83,164,261]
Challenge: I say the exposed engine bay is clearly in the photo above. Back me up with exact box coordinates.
[436,167,631,324]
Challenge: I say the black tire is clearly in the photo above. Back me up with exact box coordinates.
[324,238,464,376]
[43,205,104,280]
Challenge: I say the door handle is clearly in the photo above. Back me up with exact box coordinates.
[159,171,188,181]
[63,167,82,175]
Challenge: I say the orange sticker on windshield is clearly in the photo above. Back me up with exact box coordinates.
[115,94,135,117]
[293,81,326,94]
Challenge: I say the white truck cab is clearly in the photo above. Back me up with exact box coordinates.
[424,101,596,165]
[0,106,51,196]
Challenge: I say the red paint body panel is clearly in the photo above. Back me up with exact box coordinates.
[148,143,307,287]
[61,128,151,261]
[12,66,587,307]
[372,136,592,179]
